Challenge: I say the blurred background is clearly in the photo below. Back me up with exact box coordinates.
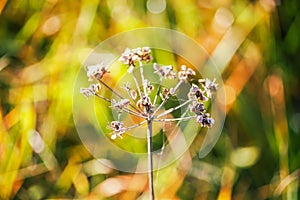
[1,0,300,199]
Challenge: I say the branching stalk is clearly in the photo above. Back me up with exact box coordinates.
[153,77,162,105]
[132,71,143,98]
[153,115,196,122]
[95,94,145,118]
[155,99,192,119]
[152,80,184,115]
[99,79,140,112]
[139,61,148,97]
[123,120,147,131]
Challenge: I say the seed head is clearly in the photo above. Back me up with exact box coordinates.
[196,113,215,128]
[137,96,154,114]
[199,78,218,98]
[119,47,152,73]
[153,63,176,79]
[188,84,208,102]
[190,102,205,115]
[86,63,109,81]
[109,121,125,139]
[80,83,101,98]
[178,65,196,82]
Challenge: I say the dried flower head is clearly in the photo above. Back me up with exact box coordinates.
[119,48,137,67]
[188,84,208,102]
[153,63,176,79]
[123,82,138,100]
[196,113,215,128]
[109,121,125,139]
[133,47,152,63]
[81,46,218,143]
[199,78,218,98]
[80,83,101,98]
[143,79,154,93]
[119,47,152,73]
[190,102,205,115]
[178,65,196,82]
[86,63,109,81]
[137,96,154,114]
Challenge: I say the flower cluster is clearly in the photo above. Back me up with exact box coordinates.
[153,63,176,79]
[143,79,154,93]
[81,47,217,139]
[80,83,101,98]
[188,79,218,128]
[86,63,109,81]
[199,78,218,98]
[178,65,196,82]
[188,84,208,101]
[108,121,125,139]
[137,96,154,114]
[119,47,152,73]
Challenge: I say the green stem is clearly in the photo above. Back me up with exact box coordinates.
[147,120,155,200]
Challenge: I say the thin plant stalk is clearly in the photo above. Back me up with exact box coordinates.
[152,80,183,116]
[155,99,192,119]
[99,79,140,112]
[95,94,145,118]
[153,115,196,122]
[124,120,147,131]
[147,119,155,200]
[139,61,148,96]
[153,77,162,105]
[155,105,190,186]
[132,71,143,98]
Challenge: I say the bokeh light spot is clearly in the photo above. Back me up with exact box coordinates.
[42,16,61,36]
[213,7,234,32]
[230,146,260,168]
[147,0,166,14]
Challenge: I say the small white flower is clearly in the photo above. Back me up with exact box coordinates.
[178,65,196,82]
[137,96,154,114]
[190,102,205,115]
[119,47,152,70]
[188,84,208,101]
[80,83,101,98]
[109,121,125,139]
[196,113,214,128]
[153,63,176,79]
[199,78,218,98]
[86,63,109,81]
[143,79,154,93]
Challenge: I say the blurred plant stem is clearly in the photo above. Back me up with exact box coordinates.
[147,120,155,200]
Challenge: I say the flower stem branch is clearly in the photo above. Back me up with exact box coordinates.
[94,93,112,103]
[99,79,140,112]
[139,61,148,97]
[132,71,143,98]
[153,115,196,122]
[153,77,162,105]
[94,94,145,118]
[155,99,192,119]
[152,80,184,115]
[122,108,147,118]
[123,120,147,131]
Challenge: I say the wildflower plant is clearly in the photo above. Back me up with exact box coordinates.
[80,47,218,199]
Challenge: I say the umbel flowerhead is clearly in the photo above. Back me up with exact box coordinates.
[80,47,218,139]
